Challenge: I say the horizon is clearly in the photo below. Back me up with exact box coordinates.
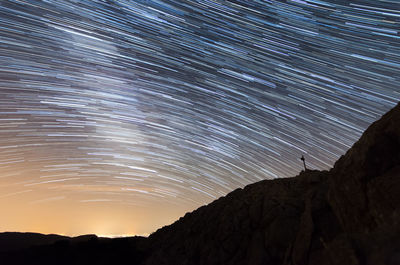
[0,0,399,236]
[0,230,146,238]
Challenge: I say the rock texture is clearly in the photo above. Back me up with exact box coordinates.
[143,102,400,265]
[1,102,399,265]
[145,170,329,265]
[326,101,400,265]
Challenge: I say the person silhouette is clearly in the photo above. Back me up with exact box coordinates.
[300,155,307,171]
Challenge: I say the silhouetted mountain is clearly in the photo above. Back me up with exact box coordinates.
[0,233,104,253]
[0,233,147,265]
[0,232,69,252]
[143,102,400,265]
[1,102,399,265]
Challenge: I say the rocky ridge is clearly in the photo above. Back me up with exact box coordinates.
[143,102,400,265]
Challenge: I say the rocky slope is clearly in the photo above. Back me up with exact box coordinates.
[143,102,400,265]
[145,169,331,265]
[1,102,399,265]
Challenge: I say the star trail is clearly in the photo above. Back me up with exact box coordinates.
[0,0,399,236]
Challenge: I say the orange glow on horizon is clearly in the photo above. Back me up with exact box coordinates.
[0,179,200,237]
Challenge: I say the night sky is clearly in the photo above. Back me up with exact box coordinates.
[0,0,399,237]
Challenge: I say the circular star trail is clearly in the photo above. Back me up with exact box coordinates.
[0,0,399,236]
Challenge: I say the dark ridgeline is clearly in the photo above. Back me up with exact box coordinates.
[0,233,148,265]
[1,102,399,265]
[0,232,69,253]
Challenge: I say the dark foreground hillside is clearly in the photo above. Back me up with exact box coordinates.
[1,102,400,265]
[144,102,400,265]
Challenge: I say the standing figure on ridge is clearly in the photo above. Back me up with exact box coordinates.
[300,155,307,171]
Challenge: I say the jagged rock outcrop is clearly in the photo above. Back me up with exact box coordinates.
[144,170,333,265]
[143,102,400,265]
[326,102,400,265]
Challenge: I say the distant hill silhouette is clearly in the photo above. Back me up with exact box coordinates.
[0,232,69,252]
[1,102,399,265]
